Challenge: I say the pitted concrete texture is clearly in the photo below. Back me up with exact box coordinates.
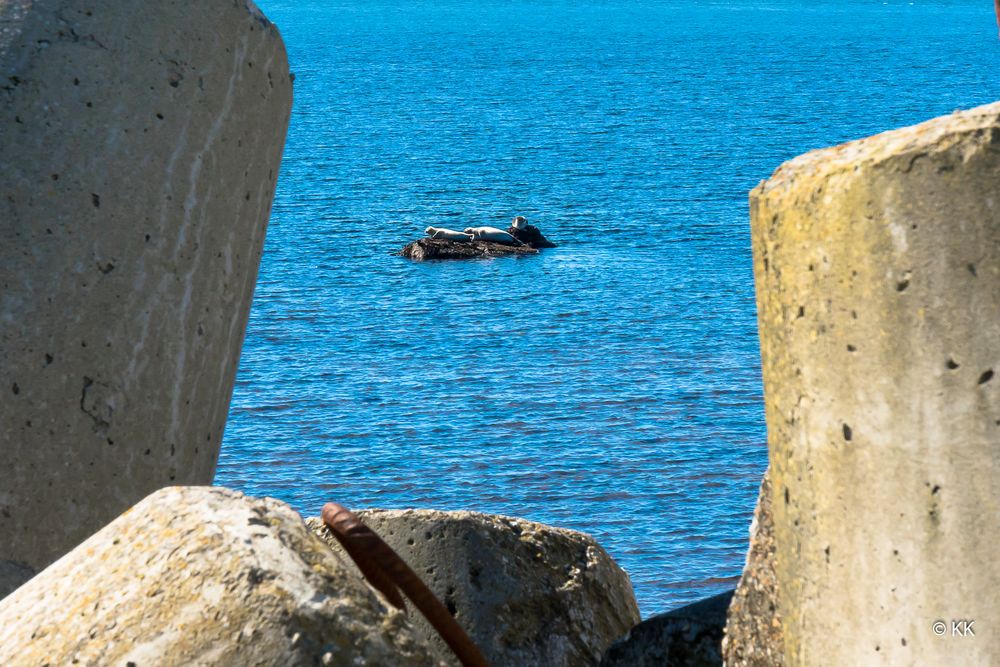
[0,487,441,666]
[751,101,1000,665]
[0,0,291,570]
[308,509,641,667]
[722,469,782,667]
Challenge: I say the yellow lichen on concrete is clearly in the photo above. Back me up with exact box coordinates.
[751,102,1000,666]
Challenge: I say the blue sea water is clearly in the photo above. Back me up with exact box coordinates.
[217,0,1000,616]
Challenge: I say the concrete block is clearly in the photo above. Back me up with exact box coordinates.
[0,487,440,666]
[309,509,641,666]
[0,0,291,569]
[751,102,1000,664]
[722,469,782,667]
[601,590,733,667]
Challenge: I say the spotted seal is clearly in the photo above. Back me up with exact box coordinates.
[463,226,520,245]
[425,226,474,242]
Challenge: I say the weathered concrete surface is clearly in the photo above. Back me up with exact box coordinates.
[751,101,1000,665]
[308,509,641,666]
[0,487,441,666]
[722,469,782,667]
[600,590,733,667]
[0,0,292,570]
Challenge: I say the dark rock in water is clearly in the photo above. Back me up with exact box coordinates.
[399,221,556,260]
[508,224,557,248]
[722,469,783,666]
[399,237,538,261]
[600,590,734,667]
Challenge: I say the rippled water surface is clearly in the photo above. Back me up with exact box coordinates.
[218,0,1000,614]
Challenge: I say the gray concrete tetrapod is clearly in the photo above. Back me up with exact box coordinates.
[0,0,291,573]
[0,488,439,666]
[751,102,1000,665]
[307,510,641,667]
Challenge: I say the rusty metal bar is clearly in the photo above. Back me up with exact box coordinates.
[321,502,491,667]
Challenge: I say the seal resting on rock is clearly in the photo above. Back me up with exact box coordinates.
[506,216,557,248]
[397,217,555,260]
[425,226,474,242]
[463,226,521,245]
